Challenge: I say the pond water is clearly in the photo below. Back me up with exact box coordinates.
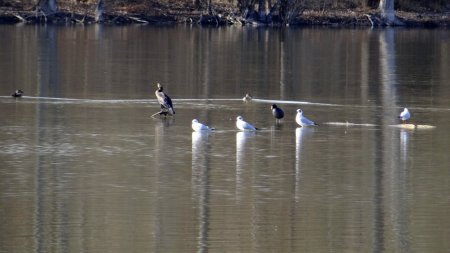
[1,24,450,253]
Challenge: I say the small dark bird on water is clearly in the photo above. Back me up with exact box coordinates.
[11,90,24,98]
[154,83,175,116]
[271,104,284,123]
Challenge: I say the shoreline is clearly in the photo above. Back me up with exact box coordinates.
[0,7,449,27]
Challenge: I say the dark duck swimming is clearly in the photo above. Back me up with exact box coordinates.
[154,83,175,116]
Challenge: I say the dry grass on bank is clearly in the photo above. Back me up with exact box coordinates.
[1,0,449,13]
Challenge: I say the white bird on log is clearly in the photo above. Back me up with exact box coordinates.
[399,108,411,123]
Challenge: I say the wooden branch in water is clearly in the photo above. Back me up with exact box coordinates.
[128,16,149,24]
[364,13,404,27]
[364,14,375,27]
[36,8,48,22]
[72,16,85,24]
[364,13,383,26]
[13,13,27,22]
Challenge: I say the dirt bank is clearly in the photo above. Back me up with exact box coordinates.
[0,4,449,27]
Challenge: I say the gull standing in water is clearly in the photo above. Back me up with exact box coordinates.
[236,116,257,131]
[399,108,410,123]
[154,83,175,117]
[295,109,318,127]
[271,104,284,123]
[192,119,214,132]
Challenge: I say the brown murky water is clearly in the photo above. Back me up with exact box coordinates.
[1,24,450,252]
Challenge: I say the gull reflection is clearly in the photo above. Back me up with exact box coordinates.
[191,131,210,252]
[192,131,210,191]
[191,131,210,253]
[400,129,409,162]
[236,131,255,202]
[295,127,315,201]
[391,128,411,252]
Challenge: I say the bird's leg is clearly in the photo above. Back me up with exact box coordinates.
[151,110,168,117]
[151,111,162,117]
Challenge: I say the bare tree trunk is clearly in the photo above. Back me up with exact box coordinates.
[37,0,57,14]
[379,0,394,23]
[378,0,403,25]
[279,0,303,25]
[258,0,266,22]
[207,0,212,14]
[95,0,104,22]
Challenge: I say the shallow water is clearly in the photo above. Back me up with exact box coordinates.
[1,24,450,253]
